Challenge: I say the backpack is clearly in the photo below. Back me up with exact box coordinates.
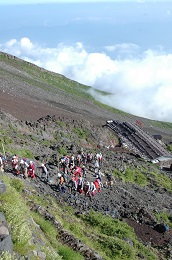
[23,158,30,165]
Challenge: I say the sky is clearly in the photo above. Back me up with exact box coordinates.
[0,0,164,4]
[0,1,172,122]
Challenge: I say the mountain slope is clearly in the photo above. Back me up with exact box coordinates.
[1,51,172,260]
[1,51,172,143]
[0,51,122,123]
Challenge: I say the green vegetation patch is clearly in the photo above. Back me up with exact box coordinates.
[167,144,172,153]
[149,170,172,192]
[79,211,157,260]
[154,211,172,229]
[113,167,148,186]
[74,127,88,139]
[6,148,34,159]
[150,120,172,130]
[0,176,33,255]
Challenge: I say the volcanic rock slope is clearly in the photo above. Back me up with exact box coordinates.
[1,52,172,260]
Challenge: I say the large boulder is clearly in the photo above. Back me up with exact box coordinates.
[0,213,13,254]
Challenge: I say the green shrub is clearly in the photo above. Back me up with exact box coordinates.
[82,211,136,240]
[124,168,135,183]
[32,212,58,247]
[74,128,88,139]
[98,236,136,259]
[17,149,34,158]
[134,169,148,186]
[154,211,172,229]
[113,168,148,186]
[10,178,24,193]
[58,245,84,260]
[53,131,61,141]
[57,121,65,127]
[42,139,51,146]
[7,148,34,159]
[40,246,62,260]
[167,144,172,153]
[149,171,172,192]
[58,146,67,156]
[0,251,16,260]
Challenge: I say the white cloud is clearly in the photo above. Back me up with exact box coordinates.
[105,43,140,55]
[1,37,172,122]
[20,37,33,49]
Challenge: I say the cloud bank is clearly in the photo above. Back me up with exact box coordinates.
[1,37,172,122]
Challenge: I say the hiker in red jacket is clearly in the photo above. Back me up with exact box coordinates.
[27,161,35,178]
[73,166,82,178]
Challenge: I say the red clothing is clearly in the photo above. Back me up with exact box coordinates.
[73,166,82,177]
[94,181,101,193]
[28,163,35,178]
[94,181,99,189]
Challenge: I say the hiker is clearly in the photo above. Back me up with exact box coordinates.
[69,154,75,170]
[94,159,99,175]
[0,155,4,172]
[81,152,87,165]
[96,169,104,182]
[96,171,104,188]
[62,171,68,183]
[27,161,35,179]
[94,179,101,193]
[99,152,103,166]
[83,181,90,196]
[90,181,97,196]
[76,153,82,166]
[60,155,68,174]
[96,152,103,166]
[73,166,82,178]
[11,155,20,175]
[68,176,77,194]
[81,165,87,178]
[41,163,50,182]
[57,173,66,192]
[20,159,29,178]
[77,176,84,193]
[87,152,93,163]
[105,173,113,188]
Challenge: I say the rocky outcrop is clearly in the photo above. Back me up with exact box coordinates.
[0,181,13,255]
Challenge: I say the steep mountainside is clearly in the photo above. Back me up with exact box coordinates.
[0,52,172,260]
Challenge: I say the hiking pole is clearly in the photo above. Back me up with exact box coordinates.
[57,153,59,172]
[2,142,6,159]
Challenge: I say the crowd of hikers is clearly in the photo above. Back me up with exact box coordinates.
[0,150,114,199]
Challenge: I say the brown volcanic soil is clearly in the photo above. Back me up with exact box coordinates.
[0,85,114,128]
[126,218,172,247]
[0,91,59,121]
